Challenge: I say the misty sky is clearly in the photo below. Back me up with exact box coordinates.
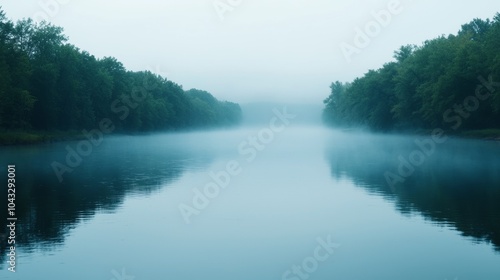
[1,0,498,104]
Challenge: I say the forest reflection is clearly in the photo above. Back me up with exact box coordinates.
[325,131,500,252]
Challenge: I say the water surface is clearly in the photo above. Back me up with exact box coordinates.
[1,126,500,280]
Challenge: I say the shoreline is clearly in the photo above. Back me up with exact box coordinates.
[1,127,500,147]
[457,129,500,141]
[333,127,500,143]
[0,131,88,146]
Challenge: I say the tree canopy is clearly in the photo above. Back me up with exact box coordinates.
[324,14,500,132]
[0,8,241,133]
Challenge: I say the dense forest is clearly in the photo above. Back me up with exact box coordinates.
[0,9,241,135]
[324,14,500,133]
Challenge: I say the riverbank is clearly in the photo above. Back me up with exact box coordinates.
[2,127,500,147]
[0,126,232,146]
[338,127,500,143]
[0,130,86,146]
[458,129,500,141]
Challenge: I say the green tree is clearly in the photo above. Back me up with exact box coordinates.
[0,8,242,134]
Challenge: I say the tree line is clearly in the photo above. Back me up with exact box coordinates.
[324,14,500,132]
[0,8,241,133]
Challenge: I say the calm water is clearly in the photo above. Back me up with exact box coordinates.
[1,125,500,280]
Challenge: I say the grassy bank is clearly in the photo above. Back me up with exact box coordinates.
[0,130,85,146]
[2,128,500,147]
[458,129,500,141]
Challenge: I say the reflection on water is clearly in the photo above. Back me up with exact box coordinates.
[0,132,217,266]
[325,131,500,251]
[0,127,499,279]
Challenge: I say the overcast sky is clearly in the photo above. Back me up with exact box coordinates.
[1,0,498,104]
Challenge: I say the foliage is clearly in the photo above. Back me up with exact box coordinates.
[0,8,241,132]
[323,14,500,132]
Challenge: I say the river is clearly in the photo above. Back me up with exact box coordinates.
[1,123,500,279]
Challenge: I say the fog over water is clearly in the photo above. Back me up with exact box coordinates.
[1,105,500,279]
[1,1,500,278]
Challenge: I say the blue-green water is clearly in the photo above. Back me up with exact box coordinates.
[1,126,500,279]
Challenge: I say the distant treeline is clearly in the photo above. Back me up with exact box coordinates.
[324,14,500,132]
[0,9,241,132]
